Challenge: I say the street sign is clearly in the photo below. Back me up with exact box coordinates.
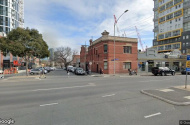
[185,55,190,88]
[89,62,92,65]
[186,68,190,72]
[111,58,119,61]
[187,55,190,60]
[186,61,190,68]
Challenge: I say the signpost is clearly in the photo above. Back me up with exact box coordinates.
[185,55,190,88]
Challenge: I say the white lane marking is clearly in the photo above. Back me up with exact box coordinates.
[102,94,115,97]
[40,103,58,107]
[31,83,96,92]
[159,89,174,92]
[140,79,170,82]
[184,96,190,99]
[144,112,161,118]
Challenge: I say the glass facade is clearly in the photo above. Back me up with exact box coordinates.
[0,0,24,34]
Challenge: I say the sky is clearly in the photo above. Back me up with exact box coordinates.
[24,0,154,52]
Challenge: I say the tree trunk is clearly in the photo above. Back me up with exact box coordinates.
[25,56,29,76]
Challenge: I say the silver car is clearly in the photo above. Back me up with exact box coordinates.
[29,69,41,75]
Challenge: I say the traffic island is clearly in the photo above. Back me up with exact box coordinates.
[141,86,190,106]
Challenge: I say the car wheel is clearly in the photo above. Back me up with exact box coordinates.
[172,72,175,76]
[30,72,34,75]
[154,74,157,76]
[161,72,164,76]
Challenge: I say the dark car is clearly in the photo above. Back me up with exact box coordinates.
[75,68,86,75]
[152,67,175,76]
[181,69,190,75]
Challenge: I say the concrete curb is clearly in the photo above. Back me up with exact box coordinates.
[7,76,38,79]
[140,90,190,106]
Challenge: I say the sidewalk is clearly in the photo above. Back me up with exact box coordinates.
[141,85,190,106]
[90,72,138,77]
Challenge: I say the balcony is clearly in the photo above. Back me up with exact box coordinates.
[183,1,190,9]
[184,16,190,23]
[153,26,158,32]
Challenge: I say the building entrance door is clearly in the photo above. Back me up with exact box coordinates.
[97,64,99,73]
[148,62,154,72]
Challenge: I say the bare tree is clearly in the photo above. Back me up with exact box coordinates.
[54,47,77,69]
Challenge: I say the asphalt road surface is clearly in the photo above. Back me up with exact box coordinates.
[0,69,190,125]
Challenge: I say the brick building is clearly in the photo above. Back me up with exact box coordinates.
[80,30,138,74]
[72,55,80,67]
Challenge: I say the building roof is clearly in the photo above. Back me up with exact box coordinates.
[91,30,138,46]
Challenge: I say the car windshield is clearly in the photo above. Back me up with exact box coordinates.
[77,68,83,70]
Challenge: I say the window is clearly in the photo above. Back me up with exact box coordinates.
[123,62,131,69]
[183,36,186,39]
[183,50,186,54]
[186,35,189,39]
[178,24,180,28]
[183,43,185,47]
[123,46,132,54]
[103,44,108,53]
[104,61,108,70]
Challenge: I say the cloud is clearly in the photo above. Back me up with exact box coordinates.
[24,0,154,50]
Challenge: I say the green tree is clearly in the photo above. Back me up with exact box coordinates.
[0,27,49,76]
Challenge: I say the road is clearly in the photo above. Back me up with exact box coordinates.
[0,69,190,125]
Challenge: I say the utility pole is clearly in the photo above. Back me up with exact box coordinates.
[84,42,87,71]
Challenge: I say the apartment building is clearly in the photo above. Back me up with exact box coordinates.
[0,0,24,70]
[153,0,190,54]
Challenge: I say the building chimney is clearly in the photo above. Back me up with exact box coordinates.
[89,39,93,46]
[101,30,109,36]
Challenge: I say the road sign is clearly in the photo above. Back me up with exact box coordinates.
[186,61,190,68]
[187,55,190,60]
[111,58,119,61]
[89,62,92,65]
[186,68,190,72]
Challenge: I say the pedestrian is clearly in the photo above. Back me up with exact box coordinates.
[67,69,70,78]
[100,68,102,74]
[39,67,46,78]
[128,69,131,75]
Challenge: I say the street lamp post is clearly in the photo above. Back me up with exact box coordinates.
[114,10,128,75]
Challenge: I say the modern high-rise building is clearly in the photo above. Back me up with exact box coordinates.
[153,0,190,54]
[0,0,24,35]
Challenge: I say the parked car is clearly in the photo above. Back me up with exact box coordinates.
[67,66,73,72]
[152,67,175,76]
[36,67,48,74]
[50,67,56,71]
[70,67,76,72]
[29,69,41,75]
[75,68,86,75]
[44,67,51,72]
[181,69,190,75]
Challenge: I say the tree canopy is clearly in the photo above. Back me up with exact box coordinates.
[4,27,49,58]
[54,46,77,68]
[0,27,50,75]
